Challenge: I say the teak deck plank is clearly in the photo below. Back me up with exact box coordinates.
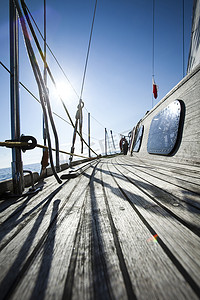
[118,156,200,208]
[0,156,199,300]
[123,156,200,193]
[106,159,200,281]
[101,161,199,299]
[112,156,200,233]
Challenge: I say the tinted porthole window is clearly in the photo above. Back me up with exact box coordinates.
[147,100,182,155]
[132,125,144,152]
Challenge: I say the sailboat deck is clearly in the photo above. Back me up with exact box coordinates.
[0,155,200,300]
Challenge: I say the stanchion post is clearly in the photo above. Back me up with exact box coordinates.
[10,0,24,194]
[43,0,47,148]
[110,130,116,153]
[88,112,91,157]
[105,128,107,156]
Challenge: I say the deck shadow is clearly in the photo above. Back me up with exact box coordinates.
[0,180,68,248]
[83,164,200,237]
[30,199,60,300]
[0,198,60,300]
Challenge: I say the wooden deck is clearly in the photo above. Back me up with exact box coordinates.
[0,155,199,300]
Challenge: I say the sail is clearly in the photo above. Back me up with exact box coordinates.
[187,0,200,73]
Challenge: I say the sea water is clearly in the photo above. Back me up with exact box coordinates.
[0,155,105,182]
[0,160,72,182]
[0,163,41,182]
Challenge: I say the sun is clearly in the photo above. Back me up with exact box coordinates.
[57,80,77,101]
[50,78,79,107]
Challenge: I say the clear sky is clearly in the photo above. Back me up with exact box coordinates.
[0,0,193,168]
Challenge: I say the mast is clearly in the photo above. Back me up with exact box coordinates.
[10,0,24,194]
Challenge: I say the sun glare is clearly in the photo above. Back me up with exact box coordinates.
[52,80,78,105]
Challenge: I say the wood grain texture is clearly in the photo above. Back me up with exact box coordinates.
[0,155,199,300]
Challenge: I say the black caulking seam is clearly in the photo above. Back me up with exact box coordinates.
[109,165,200,298]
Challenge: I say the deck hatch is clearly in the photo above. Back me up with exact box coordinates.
[147,100,181,155]
[132,125,144,152]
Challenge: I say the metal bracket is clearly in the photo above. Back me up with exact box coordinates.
[5,135,37,152]
[20,135,37,152]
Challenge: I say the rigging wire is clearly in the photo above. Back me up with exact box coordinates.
[152,0,158,108]
[84,105,105,128]
[152,0,155,109]
[20,0,75,127]
[42,0,47,153]
[80,0,98,100]
[84,104,120,136]
[0,61,10,73]
[13,0,62,183]
[182,0,185,77]
[69,0,98,165]
[2,1,117,157]
[22,0,111,137]
[0,60,95,158]
[1,57,121,152]
[0,61,71,126]
[68,0,98,164]
[0,60,105,143]
[20,0,98,157]
[152,0,155,78]
[23,1,80,99]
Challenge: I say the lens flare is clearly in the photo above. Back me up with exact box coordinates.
[147,234,158,243]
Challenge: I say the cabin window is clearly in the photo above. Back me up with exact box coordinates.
[132,125,144,152]
[147,100,182,155]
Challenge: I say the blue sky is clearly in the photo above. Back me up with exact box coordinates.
[0,0,193,168]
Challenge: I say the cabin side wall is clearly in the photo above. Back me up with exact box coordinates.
[130,64,200,165]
